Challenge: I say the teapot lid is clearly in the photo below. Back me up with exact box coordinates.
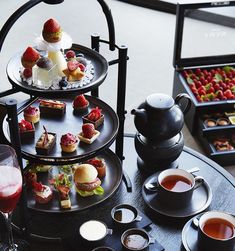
[146,93,174,110]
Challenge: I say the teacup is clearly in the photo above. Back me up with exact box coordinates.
[111,204,142,225]
[79,220,112,243]
[121,228,155,251]
[156,169,204,208]
[197,211,235,251]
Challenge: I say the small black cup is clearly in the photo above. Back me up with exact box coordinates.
[111,204,142,226]
[197,211,235,251]
[121,228,155,251]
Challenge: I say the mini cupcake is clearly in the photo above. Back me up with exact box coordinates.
[73,95,89,113]
[60,133,78,153]
[24,106,40,123]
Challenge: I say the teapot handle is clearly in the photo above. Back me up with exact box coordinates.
[175,93,191,115]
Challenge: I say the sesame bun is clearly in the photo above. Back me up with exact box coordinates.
[74,164,98,184]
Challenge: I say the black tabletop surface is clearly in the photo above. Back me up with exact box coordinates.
[11,135,235,251]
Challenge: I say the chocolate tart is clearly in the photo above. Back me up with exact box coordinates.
[82,114,104,129]
[39,99,66,116]
[35,132,56,155]
[217,118,230,126]
[20,122,35,140]
[73,104,89,114]
[204,119,216,127]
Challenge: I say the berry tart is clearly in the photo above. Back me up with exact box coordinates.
[42,18,62,43]
[21,46,40,69]
[73,95,89,114]
[35,126,56,155]
[18,119,35,140]
[24,106,40,124]
[60,133,78,153]
[85,157,106,178]
[62,60,85,82]
[82,107,104,128]
[33,182,53,204]
[39,99,66,115]
[77,123,100,144]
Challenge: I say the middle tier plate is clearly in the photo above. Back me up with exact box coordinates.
[3,95,119,164]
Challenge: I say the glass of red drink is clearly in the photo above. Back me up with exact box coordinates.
[0,145,22,251]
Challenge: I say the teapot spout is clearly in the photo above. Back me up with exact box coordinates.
[131,108,148,136]
[131,108,145,116]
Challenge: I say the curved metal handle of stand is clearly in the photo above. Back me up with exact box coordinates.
[0,0,115,54]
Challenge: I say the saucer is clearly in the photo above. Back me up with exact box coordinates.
[142,173,212,218]
[182,214,235,251]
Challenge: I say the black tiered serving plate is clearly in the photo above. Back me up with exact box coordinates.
[2,95,119,164]
[27,149,122,213]
[7,44,108,98]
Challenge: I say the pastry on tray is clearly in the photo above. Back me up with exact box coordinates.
[42,18,62,43]
[33,182,53,204]
[73,95,89,114]
[77,123,100,144]
[23,106,40,124]
[82,107,104,128]
[213,138,234,151]
[18,119,35,140]
[85,157,106,178]
[57,185,71,209]
[62,60,85,82]
[35,126,56,155]
[39,99,66,115]
[60,133,78,153]
[21,46,40,69]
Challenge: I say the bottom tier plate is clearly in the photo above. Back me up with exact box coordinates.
[26,149,122,213]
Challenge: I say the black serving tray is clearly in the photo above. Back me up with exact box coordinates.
[6,43,108,98]
[2,95,119,164]
[27,149,122,213]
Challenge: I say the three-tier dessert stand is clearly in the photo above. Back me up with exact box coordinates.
[0,0,129,243]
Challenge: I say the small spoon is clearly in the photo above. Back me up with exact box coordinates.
[144,167,200,193]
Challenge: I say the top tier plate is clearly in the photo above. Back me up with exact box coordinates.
[6,44,108,98]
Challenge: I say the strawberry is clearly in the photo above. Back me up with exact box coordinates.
[73,95,88,108]
[22,47,40,62]
[67,60,79,72]
[66,50,76,59]
[78,63,86,72]
[43,18,60,33]
[23,68,32,78]
[33,182,44,192]
[19,119,33,132]
[87,107,102,121]
[82,123,95,139]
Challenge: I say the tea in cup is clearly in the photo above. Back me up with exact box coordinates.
[111,204,142,225]
[157,168,204,208]
[197,211,235,251]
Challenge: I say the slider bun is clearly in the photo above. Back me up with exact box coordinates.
[74,164,98,183]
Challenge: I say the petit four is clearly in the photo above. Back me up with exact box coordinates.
[33,182,53,204]
[73,95,89,113]
[82,107,104,128]
[18,119,35,140]
[21,46,40,69]
[35,127,56,155]
[85,158,106,178]
[42,18,62,43]
[62,60,85,82]
[213,139,234,151]
[24,106,40,123]
[39,99,66,115]
[217,118,230,126]
[204,119,216,127]
[77,123,100,144]
[60,133,78,153]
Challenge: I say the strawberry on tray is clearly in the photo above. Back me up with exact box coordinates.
[77,123,100,144]
[82,107,104,128]
[182,66,235,103]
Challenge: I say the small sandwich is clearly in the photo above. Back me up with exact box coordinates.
[73,164,104,197]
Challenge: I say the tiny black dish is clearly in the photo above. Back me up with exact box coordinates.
[121,228,155,251]
[111,204,142,226]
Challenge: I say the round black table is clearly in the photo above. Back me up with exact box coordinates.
[10,135,235,251]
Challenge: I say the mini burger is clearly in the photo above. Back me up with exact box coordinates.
[74,164,104,197]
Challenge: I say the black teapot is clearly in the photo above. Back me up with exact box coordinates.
[131,93,191,141]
